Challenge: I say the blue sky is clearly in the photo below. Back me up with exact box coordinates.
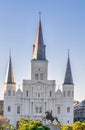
[0,0,85,101]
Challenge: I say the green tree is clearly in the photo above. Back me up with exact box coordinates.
[72,121,82,130]
[61,125,72,130]
[18,118,50,130]
[81,122,85,130]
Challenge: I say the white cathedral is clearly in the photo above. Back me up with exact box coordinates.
[4,16,74,126]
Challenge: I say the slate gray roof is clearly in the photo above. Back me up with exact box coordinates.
[5,55,15,84]
[33,17,46,60]
[64,53,73,85]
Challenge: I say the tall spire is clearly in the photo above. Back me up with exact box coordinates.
[5,53,15,84]
[33,13,46,60]
[63,50,73,85]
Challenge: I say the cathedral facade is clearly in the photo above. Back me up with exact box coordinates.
[4,17,74,126]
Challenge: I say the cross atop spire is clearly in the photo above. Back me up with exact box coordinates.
[39,11,42,20]
[5,53,15,84]
[63,51,73,85]
[32,14,46,60]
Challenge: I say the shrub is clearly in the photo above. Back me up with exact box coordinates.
[43,125,50,130]
[72,121,82,130]
[82,122,85,130]
[35,126,45,130]
[61,125,72,130]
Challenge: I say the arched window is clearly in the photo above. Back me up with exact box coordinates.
[35,73,38,80]
[72,91,74,97]
[8,106,11,112]
[13,90,15,96]
[63,91,65,97]
[17,106,20,114]
[8,90,11,96]
[40,73,43,80]
[38,93,40,98]
[50,91,52,97]
[39,107,42,113]
[36,107,38,113]
[67,107,70,113]
[57,107,60,114]
[31,102,33,114]
[16,121,19,128]
[68,91,70,96]
[26,90,28,97]
[36,107,42,113]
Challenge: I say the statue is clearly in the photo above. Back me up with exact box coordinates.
[43,110,59,123]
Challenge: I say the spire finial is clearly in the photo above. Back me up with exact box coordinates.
[68,49,70,58]
[9,48,11,58]
[39,11,42,20]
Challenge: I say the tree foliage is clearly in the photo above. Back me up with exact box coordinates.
[18,118,50,130]
[60,121,85,130]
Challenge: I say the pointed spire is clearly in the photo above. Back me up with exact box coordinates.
[33,13,46,60]
[5,52,15,84]
[63,50,73,85]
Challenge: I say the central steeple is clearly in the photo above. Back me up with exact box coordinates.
[33,14,46,60]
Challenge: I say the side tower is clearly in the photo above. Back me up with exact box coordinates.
[62,52,74,124]
[4,55,16,125]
